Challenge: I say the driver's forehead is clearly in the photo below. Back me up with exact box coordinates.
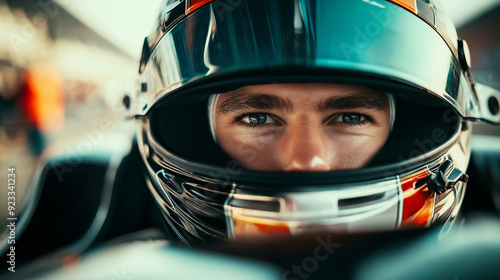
[236,83,374,94]
[219,83,384,100]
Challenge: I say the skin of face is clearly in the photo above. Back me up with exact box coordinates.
[214,83,391,172]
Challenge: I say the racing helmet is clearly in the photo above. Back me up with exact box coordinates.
[130,0,500,245]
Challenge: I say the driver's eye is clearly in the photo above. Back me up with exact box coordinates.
[241,113,278,126]
[341,113,364,123]
[247,113,268,124]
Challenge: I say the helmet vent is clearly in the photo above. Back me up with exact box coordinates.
[230,199,281,213]
[338,193,385,209]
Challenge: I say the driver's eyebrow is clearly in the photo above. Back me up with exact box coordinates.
[317,91,389,111]
[218,88,388,113]
[218,88,293,113]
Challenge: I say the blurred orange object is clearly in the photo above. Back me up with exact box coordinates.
[20,63,65,132]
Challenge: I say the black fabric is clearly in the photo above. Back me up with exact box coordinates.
[368,96,458,166]
[151,96,233,166]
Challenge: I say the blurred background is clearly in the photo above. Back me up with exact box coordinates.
[0,0,499,219]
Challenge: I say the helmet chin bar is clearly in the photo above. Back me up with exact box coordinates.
[144,154,466,242]
[224,179,403,238]
[223,156,465,239]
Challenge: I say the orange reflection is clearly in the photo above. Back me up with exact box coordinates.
[387,0,418,14]
[401,168,435,227]
[232,213,291,238]
[186,0,214,14]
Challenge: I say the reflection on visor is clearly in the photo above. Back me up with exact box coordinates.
[401,167,435,227]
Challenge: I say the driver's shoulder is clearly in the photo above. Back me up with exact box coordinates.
[8,133,158,265]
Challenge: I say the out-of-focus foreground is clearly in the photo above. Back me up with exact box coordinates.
[0,0,138,219]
